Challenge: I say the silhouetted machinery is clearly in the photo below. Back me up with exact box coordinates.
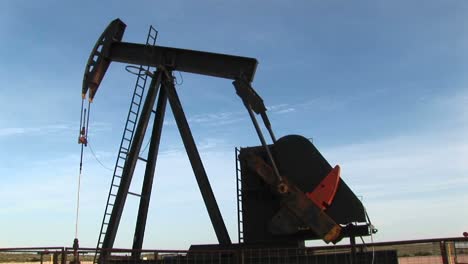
[81,19,376,263]
[238,135,373,246]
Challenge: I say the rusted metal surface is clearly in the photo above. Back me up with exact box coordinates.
[272,135,367,224]
[242,150,342,243]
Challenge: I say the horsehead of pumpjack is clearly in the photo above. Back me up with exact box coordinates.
[82,18,376,249]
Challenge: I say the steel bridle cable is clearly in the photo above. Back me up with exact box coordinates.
[79,99,84,138]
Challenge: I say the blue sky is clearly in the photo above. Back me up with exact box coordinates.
[0,0,467,248]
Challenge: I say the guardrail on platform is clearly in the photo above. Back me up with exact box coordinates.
[1,237,467,264]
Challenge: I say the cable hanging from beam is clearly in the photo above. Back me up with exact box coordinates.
[73,98,91,264]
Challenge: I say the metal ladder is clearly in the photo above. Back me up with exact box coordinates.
[235,147,244,243]
[94,25,158,263]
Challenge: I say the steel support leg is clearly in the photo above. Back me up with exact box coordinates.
[350,235,357,264]
[100,70,163,260]
[132,85,168,257]
[163,72,231,245]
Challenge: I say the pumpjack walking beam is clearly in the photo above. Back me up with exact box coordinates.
[83,19,280,255]
[82,19,258,102]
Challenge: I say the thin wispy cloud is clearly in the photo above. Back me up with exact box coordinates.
[323,129,468,199]
[0,127,30,137]
[0,122,112,138]
[316,129,468,240]
[161,103,300,129]
[0,124,71,137]
[267,103,297,114]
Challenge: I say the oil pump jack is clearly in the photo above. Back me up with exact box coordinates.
[81,19,376,263]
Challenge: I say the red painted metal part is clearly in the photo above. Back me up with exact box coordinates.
[306,165,341,210]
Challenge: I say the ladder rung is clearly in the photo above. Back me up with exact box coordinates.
[123,137,131,142]
[128,191,141,197]
[116,165,124,169]
[105,212,111,215]
[110,194,116,197]
[130,110,138,115]
[134,93,142,98]
[112,184,119,188]
[138,156,147,162]
[124,131,134,139]
[115,175,122,178]
[128,120,136,124]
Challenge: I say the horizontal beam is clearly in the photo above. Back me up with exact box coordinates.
[109,42,258,83]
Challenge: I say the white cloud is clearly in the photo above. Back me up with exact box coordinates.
[0,123,74,137]
[0,127,29,136]
[275,107,296,114]
[318,127,468,241]
[161,103,300,130]
[268,103,296,114]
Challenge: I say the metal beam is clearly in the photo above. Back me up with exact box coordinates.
[109,42,258,83]
[132,85,168,256]
[100,70,163,260]
[162,72,232,245]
